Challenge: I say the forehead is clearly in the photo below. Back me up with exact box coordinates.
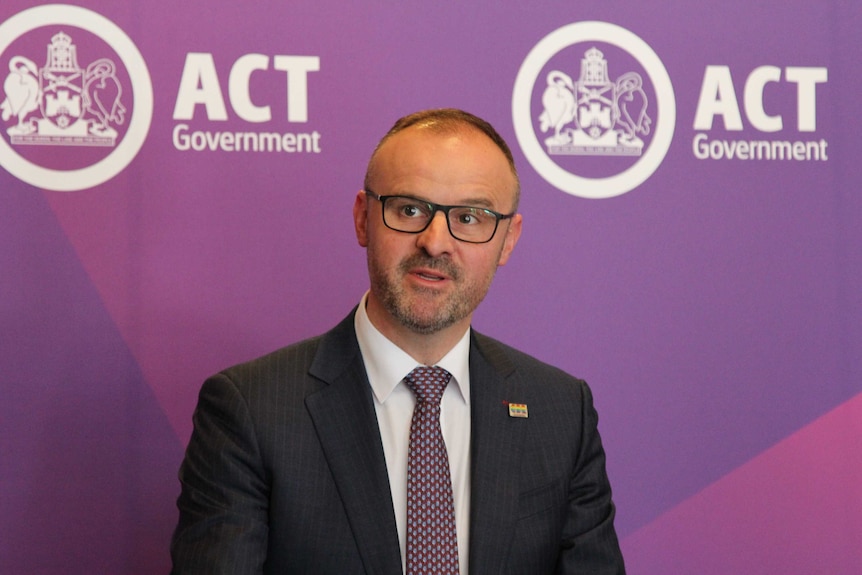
[369,126,517,206]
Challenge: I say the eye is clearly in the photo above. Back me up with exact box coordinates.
[453,207,491,226]
[401,204,421,217]
[400,203,427,218]
[390,197,431,219]
[458,211,478,225]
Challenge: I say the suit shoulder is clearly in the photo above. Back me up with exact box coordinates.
[225,334,323,375]
[472,331,587,388]
[209,333,326,398]
[211,310,359,396]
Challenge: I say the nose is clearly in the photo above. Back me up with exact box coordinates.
[415,210,456,256]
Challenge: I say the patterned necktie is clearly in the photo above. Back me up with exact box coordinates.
[404,366,460,575]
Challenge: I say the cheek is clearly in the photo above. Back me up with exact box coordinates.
[463,250,503,283]
[368,232,409,268]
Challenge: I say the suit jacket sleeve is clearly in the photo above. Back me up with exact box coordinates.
[555,380,625,574]
[171,372,269,574]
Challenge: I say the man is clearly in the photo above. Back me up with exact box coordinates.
[171,108,625,574]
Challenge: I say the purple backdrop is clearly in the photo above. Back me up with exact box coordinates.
[2,1,860,573]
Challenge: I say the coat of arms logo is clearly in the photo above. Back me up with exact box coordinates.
[1,31,126,146]
[0,4,152,191]
[539,47,651,157]
[513,21,675,199]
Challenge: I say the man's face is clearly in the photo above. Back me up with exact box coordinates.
[354,125,522,337]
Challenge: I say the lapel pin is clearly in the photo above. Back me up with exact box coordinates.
[507,402,528,418]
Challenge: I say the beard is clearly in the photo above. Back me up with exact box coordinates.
[368,250,499,335]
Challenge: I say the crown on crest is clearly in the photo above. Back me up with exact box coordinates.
[579,47,610,86]
[45,31,80,71]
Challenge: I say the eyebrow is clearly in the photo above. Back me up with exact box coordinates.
[398,192,497,210]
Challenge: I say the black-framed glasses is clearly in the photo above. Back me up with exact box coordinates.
[364,189,516,244]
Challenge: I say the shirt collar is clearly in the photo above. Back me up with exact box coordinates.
[354,291,471,405]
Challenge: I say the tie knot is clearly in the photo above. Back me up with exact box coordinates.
[404,366,452,405]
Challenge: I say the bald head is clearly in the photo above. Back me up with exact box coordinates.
[364,108,520,210]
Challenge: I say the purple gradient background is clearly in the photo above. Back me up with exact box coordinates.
[1,1,860,573]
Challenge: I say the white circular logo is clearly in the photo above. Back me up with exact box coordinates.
[0,4,153,192]
[513,21,675,199]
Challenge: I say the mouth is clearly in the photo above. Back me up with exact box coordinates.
[402,256,458,286]
[411,268,449,283]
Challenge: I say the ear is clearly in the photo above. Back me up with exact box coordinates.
[496,213,522,266]
[353,190,369,247]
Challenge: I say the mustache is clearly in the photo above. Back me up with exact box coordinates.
[399,254,460,280]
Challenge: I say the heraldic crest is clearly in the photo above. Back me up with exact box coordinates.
[1,31,127,145]
[539,47,652,156]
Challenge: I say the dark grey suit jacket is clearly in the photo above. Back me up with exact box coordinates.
[171,311,625,574]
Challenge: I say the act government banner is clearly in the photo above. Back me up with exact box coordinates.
[1,2,860,573]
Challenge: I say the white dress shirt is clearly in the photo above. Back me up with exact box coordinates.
[354,292,472,575]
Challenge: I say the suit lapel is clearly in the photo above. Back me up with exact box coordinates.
[468,332,528,575]
[305,313,402,575]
